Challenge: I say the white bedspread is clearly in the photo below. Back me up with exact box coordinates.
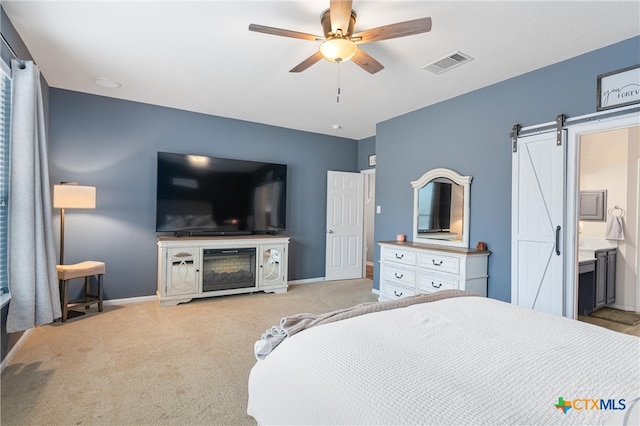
[247,296,640,425]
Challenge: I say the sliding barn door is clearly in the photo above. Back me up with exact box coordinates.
[325,171,364,281]
[512,131,566,316]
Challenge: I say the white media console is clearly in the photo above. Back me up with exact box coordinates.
[157,234,290,307]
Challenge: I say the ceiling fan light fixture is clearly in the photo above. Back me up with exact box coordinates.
[319,38,357,63]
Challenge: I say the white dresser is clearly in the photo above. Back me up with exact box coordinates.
[378,241,490,301]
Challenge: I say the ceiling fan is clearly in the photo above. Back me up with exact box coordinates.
[248,0,432,74]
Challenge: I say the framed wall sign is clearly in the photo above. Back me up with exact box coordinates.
[368,154,376,167]
[597,64,640,111]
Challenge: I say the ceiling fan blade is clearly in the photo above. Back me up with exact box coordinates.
[351,49,384,74]
[290,51,324,73]
[329,0,353,35]
[249,24,322,42]
[352,17,432,44]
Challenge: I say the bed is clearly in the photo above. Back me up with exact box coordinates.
[247,291,640,425]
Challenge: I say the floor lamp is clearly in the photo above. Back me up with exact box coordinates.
[53,183,96,265]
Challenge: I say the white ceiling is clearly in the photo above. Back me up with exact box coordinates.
[3,1,639,140]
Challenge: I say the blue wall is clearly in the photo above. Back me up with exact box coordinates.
[358,136,376,171]
[373,36,640,302]
[48,90,359,300]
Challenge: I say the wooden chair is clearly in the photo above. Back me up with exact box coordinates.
[56,261,105,322]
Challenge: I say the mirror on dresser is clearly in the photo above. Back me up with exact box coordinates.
[411,168,472,248]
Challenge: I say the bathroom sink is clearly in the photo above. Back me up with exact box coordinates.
[578,249,595,263]
[578,238,617,263]
[578,238,617,251]
[579,249,595,259]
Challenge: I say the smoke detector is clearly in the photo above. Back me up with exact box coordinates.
[92,76,121,88]
[423,51,473,74]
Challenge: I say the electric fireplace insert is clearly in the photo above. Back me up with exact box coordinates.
[202,248,256,292]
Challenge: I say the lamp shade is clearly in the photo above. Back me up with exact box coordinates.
[319,38,358,63]
[53,184,96,209]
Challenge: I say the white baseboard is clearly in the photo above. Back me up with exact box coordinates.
[288,276,377,286]
[1,327,32,373]
[607,303,638,313]
[103,295,157,306]
[288,277,325,285]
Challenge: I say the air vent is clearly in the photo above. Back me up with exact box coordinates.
[422,51,473,74]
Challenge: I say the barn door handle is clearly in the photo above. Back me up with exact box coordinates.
[555,225,561,256]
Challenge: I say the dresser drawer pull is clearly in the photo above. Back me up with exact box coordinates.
[432,259,443,266]
[394,272,404,279]
[431,281,442,289]
[395,253,404,259]
[394,290,403,297]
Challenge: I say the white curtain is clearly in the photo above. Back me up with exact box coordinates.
[6,60,60,332]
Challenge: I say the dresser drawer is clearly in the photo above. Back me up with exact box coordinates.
[381,247,417,266]
[381,281,416,300]
[417,274,459,293]
[378,241,489,302]
[417,252,460,275]
[382,265,416,287]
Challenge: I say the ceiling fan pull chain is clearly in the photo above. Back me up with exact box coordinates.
[337,64,341,103]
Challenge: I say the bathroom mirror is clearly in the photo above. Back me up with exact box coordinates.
[412,168,472,248]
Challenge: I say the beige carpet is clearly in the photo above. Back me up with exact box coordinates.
[1,279,378,426]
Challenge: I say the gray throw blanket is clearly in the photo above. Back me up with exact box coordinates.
[254,289,479,360]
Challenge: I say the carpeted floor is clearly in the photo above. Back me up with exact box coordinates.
[1,279,378,426]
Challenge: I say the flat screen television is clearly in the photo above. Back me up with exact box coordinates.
[156,152,287,236]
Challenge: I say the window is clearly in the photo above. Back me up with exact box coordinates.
[0,59,10,296]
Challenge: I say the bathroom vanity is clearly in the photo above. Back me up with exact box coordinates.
[577,240,617,316]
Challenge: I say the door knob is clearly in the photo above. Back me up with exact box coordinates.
[328,229,334,233]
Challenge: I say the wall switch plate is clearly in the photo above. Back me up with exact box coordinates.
[376,205,381,214]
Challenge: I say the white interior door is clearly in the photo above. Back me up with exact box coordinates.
[512,131,566,316]
[325,171,364,281]
[362,169,376,277]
